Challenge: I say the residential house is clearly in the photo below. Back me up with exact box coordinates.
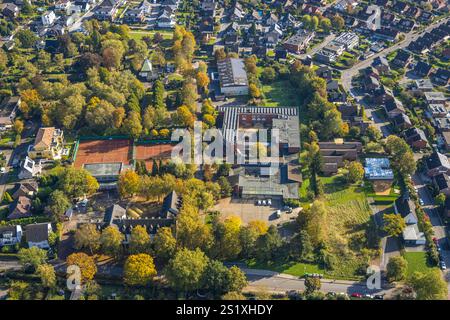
[392,50,412,69]
[427,104,447,119]
[372,56,390,75]
[413,61,433,78]
[138,59,157,81]
[0,225,22,247]
[95,0,123,21]
[433,68,450,86]
[433,173,450,196]
[28,127,64,160]
[1,3,20,18]
[123,8,145,23]
[334,0,358,12]
[326,80,346,102]
[18,157,42,180]
[404,127,428,149]
[426,151,450,177]
[8,196,32,220]
[373,27,400,42]
[411,79,434,96]
[425,91,447,105]
[283,30,315,54]
[41,10,57,26]
[11,182,39,200]
[157,9,175,28]
[392,112,412,130]
[384,98,405,119]
[315,66,333,81]
[394,192,426,246]
[0,96,20,130]
[25,223,53,249]
[435,118,450,133]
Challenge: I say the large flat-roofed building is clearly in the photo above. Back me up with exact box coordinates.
[283,30,315,54]
[217,106,301,201]
[217,58,249,96]
[217,106,300,155]
[319,140,362,175]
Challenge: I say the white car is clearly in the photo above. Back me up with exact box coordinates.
[256,200,262,206]
[419,199,424,205]
[262,200,267,206]
[0,167,5,173]
[275,210,281,218]
[267,199,272,206]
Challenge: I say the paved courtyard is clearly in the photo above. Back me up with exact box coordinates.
[211,197,298,226]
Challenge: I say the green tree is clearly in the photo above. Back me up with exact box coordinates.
[58,167,99,199]
[165,248,209,294]
[123,254,157,286]
[37,264,56,289]
[305,277,321,295]
[18,247,47,271]
[255,225,282,262]
[385,135,416,177]
[383,213,406,237]
[386,256,408,282]
[346,161,364,183]
[407,270,448,300]
[129,225,150,254]
[153,227,176,262]
[100,226,124,258]
[435,193,446,207]
[46,190,71,222]
[117,170,140,199]
[74,223,101,254]
[122,111,143,139]
[16,29,38,48]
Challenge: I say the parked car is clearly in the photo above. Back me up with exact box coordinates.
[267,199,272,206]
[351,293,362,298]
[374,294,384,300]
[363,294,374,299]
[275,210,281,218]
[256,200,262,206]
[440,261,447,270]
[262,200,267,206]
[419,199,424,205]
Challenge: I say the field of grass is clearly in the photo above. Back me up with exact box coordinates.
[261,81,299,107]
[403,252,438,277]
[129,30,173,41]
[297,173,377,279]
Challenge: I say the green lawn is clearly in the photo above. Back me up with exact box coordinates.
[247,259,324,277]
[261,81,300,107]
[403,252,438,277]
[129,30,173,41]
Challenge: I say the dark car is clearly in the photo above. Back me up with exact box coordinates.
[374,294,384,300]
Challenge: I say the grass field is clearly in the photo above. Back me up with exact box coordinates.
[403,252,438,277]
[129,30,173,41]
[261,81,300,107]
[291,173,376,280]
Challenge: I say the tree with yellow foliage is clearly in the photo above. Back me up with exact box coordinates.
[117,170,140,199]
[123,254,157,286]
[66,252,97,282]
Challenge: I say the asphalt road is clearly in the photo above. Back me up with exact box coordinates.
[412,172,450,297]
[242,268,394,297]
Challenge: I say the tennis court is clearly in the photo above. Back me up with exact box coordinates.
[74,139,132,168]
[135,143,174,170]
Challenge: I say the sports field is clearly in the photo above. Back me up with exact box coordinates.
[135,143,174,170]
[74,139,132,168]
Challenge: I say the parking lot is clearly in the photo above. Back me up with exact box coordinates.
[211,197,298,226]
